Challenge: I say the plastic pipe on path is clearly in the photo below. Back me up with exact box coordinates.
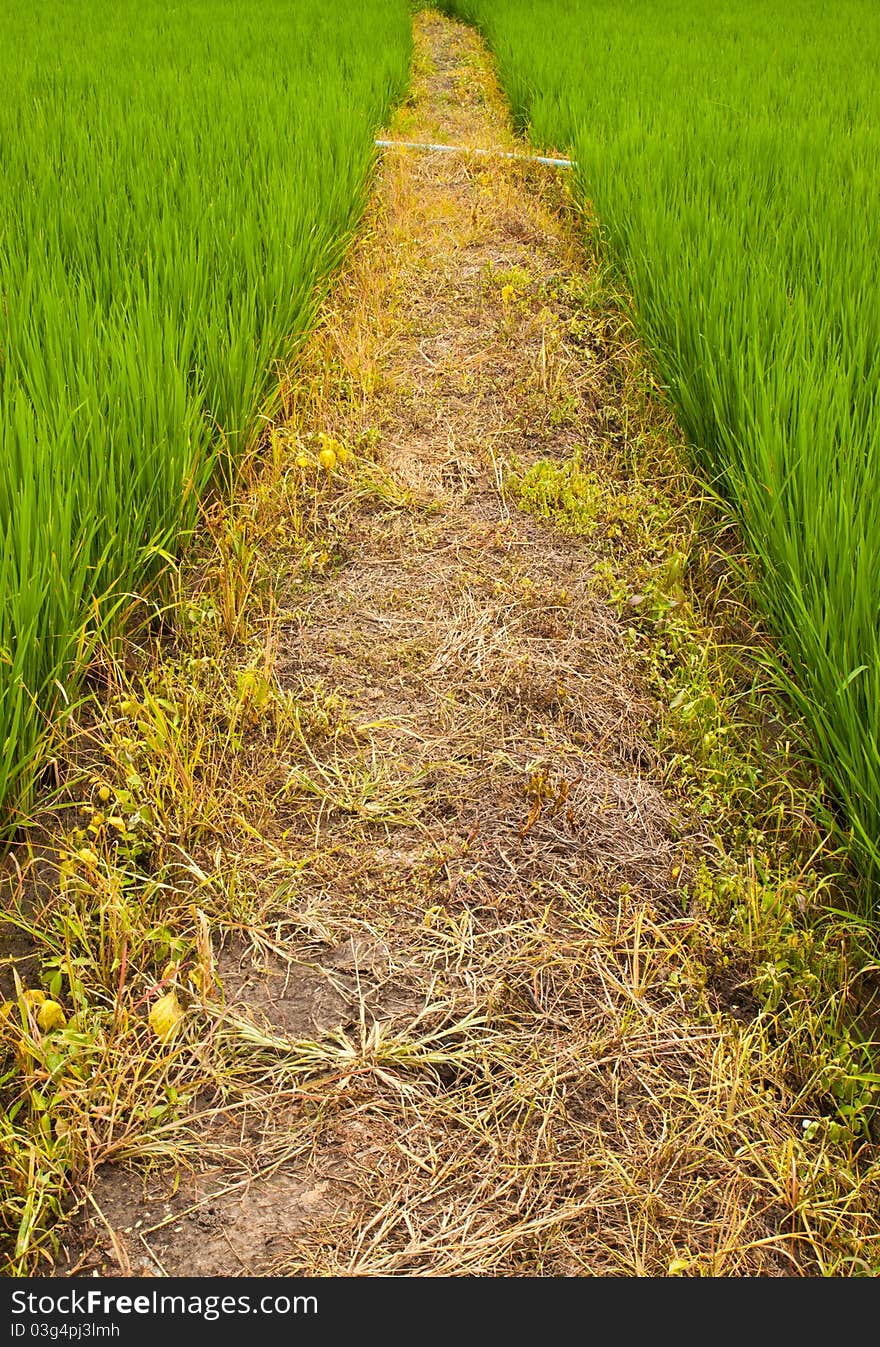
[375,139,575,169]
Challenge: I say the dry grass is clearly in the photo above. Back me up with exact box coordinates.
[1,10,878,1278]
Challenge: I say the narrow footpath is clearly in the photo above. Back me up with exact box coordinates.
[55,12,876,1277]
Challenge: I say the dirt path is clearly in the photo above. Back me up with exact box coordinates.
[54,12,870,1277]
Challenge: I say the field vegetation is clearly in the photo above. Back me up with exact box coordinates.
[2,0,879,1280]
[440,0,880,882]
[0,0,410,827]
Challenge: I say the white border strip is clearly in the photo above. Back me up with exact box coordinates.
[375,139,575,169]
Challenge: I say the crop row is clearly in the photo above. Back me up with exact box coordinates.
[442,0,880,880]
[0,0,410,826]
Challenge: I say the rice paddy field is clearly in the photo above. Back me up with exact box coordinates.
[3,0,880,1284]
[3,0,879,881]
[0,0,410,827]
[442,0,880,884]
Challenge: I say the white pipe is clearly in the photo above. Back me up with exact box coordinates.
[375,139,575,169]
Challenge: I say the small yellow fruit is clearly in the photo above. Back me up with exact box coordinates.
[295,453,311,469]
[318,446,337,473]
[97,785,111,804]
[37,1001,66,1032]
[671,865,681,881]
[336,444,350,467]
[149,990,184,1041]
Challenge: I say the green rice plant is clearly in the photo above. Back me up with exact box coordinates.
[439,0,880,886]
[0,0,411,828]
